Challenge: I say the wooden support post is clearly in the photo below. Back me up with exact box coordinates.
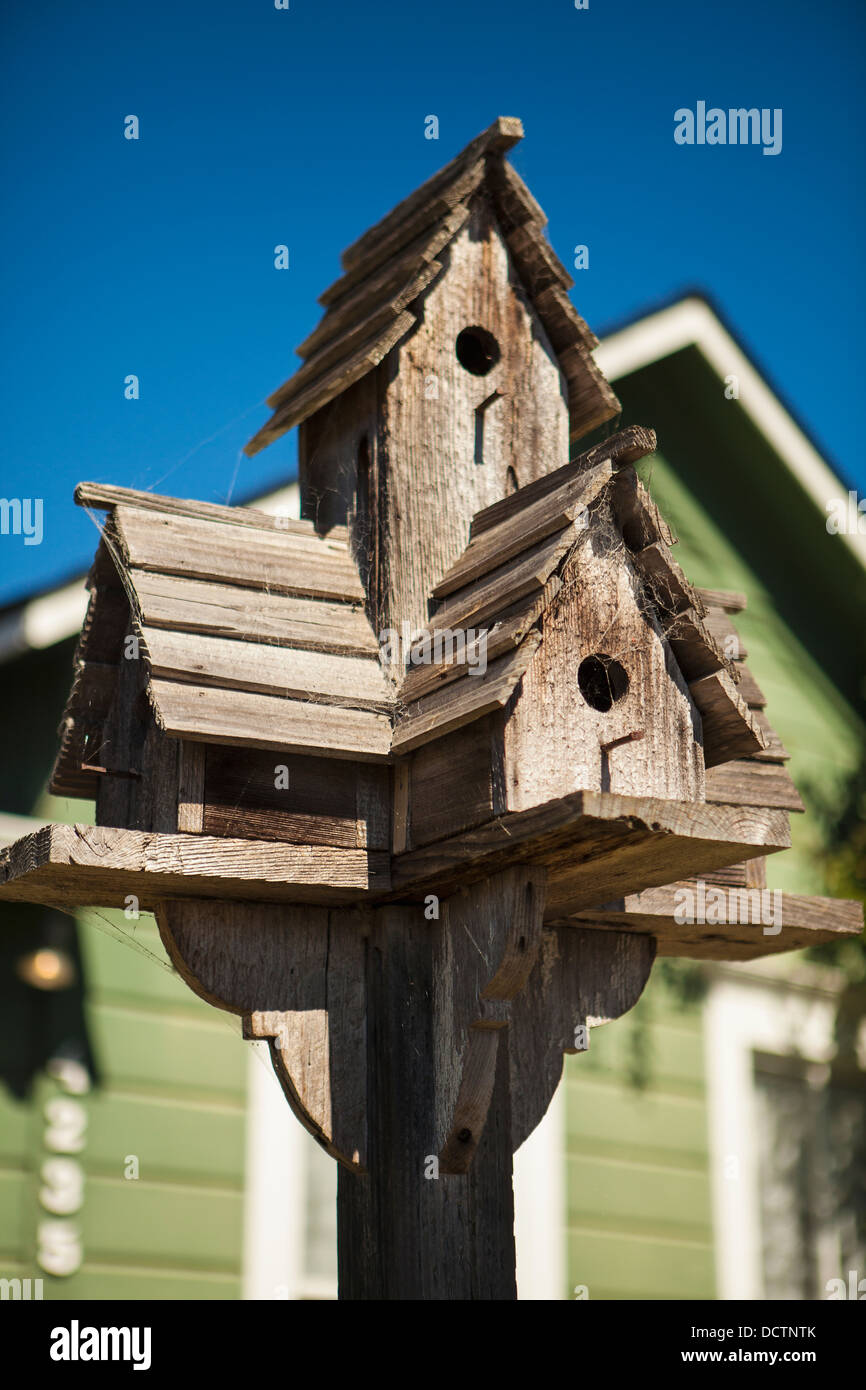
[337,905,517,1300]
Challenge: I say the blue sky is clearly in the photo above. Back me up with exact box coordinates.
[1,0,864,604]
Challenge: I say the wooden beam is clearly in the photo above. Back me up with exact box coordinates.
[0,823,390,909]
[564,884,863,962]
[390,790,790,913]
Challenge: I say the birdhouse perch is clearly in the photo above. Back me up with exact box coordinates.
[1,118,860,1299]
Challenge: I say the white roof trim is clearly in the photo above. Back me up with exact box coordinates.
[0,481,301,662]
[596,296,866,569]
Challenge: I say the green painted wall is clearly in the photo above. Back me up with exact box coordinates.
[563,346,866,1301]
[0,640,249,1301]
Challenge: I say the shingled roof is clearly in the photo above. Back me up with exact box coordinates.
[51,438,800,816]
[244,118,619,457]
[391,427,800,815]
[50,484,392,798]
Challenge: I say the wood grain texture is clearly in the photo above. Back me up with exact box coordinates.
[140,625,390,711]
[397,595,545,705]
[435,868,545,1174]
[504,521,704,810]
[247,310,418,455]
[407,716,496,849]
[0,822,390,908]
[176,741,205,833]
[149,680,393,760]
[470,425,656,538]
[704,759,805,811]
[508,926,655,1151]
[75,481,334,539]
[565,885,863,962]
[391,789,790,913]
[337,903,517,1300]
[296,257,443,362]
[431,458,613,599]
[392,632,540,755]
[434,526,578,632]
[689,668,767,767]
[111,505,364,601]
[203,746,390,849]
[132,571,378,656]
[339,118,522,273]
[303,194,572,652]
[156,899,369,1169]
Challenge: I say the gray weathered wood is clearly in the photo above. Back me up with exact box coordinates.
[689,668,767,767]
[149,679,392,760]
[132,571,377,656]
[565,885,863,961]
[431,459,613,599]
[0,823,390,908]
[157,899,369,1169]
[141,625,390,711]
[112,505,364,601]
[75,481,334,539]
[391,633,540,755]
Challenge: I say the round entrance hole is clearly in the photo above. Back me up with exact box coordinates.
[456,326,501,376]
[577,654,629,712]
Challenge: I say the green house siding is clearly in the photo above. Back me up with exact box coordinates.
[1,913,248,1300]
[565,981,715,1300]
[563,340,866,1302]
[0,642,249,1301]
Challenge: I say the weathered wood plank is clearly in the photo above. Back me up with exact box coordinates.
[566,354,622,442]
[631,541,696,616]
[339,118,521,272]
[689,669,767,767]
[610,468,676,552]
[140,626,391,711]
[408,717,496,849]
[157,900,369,1169]
[436,869,546,1175]
[434,527,577,631]
[337,902,517,1299]
[694,587,747,613]
[432,459,613,599]
[202,746,383,849]
[487,156,549,235]
[75,481,335,539]
[132,571,377,656]
[149,680,393,760]
[702,607,746,659]
[469,426,656,537]
[296,258,442,363]
[0,823,390,908]
[390,789,790,909]
[704,759,805,811]
[112,506,364,602]
[398,593,547,705]
[247,311,417,456]
[176,741,205,833]
[565,885,863,962]
[734,664,767,708]
[319,203,471,311]
[505,222,573,294]
[663,608,728,683]
[392,634,540,755]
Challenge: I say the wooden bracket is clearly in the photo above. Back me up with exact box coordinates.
[155,873,656,1181]
[155,900,369,1171]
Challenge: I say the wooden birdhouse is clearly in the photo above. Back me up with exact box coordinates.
[1,118,860,1300]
